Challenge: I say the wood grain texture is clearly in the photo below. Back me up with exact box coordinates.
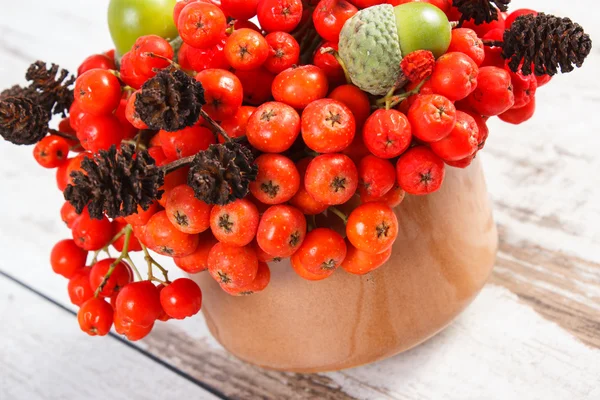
[0,275,218,400]
[0,0,599,399]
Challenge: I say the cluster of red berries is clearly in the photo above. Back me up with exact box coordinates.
[35,0,552,340]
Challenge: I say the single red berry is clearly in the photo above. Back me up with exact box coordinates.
[71,210,113,251]
[313,42,346,87]
[61,202,81,228]
[329,84,371,128]
[68,268,94,306]
[246,101,300,152]
[114,315,155,341]
[89,259,133,298]
[466,66,515,116]
[536,74,552,88]
[124,202,160,227]
[50,239,88,279]
[302,98,356,153]
[116,281,163,327]
[447,28,485,66]
[221,261,271,296]
[115,98,138,140]
[178,2,227,49]
[430,52,479,102]
[174,0,200,27]
[179,37,230,72]
[235,67,276,106]
[499,97,536,125]
[346,202,398,255]
[250,154,300,205]
[407,94,456,143]
[207,242,259,288]
[125,91,149,130]
[69,101,88,132]
[293,228,346,275]
[507,68,537,109]
[76,114,124,153]
[160,278,203,320]
[220,106,255,142]
[131,35,174,77]
[195,69,243,121]
[210,198,259,247]
[363,109,412,159]
[221,0,260,20]
[358,155,396,199]
[33,135,70,169]
[305,153,359,205]
[154,284,172,322]
[146,210,200,257]
[56,159,71,191]
[289,158,329,215]
[166,184,213,234]
[119,51,149,90]
[313,0,358,42]
[159,125,215,160]
[341,242,392,275]
[253,240,279,263]
[257,205,307,258]
[78,297,114,336]
[361,185,406,208]
[272,65,329,109]
[396,146,446,195]
[460,109,489,150]
[257,0,303,33]
[224,28,270,71]
[74,69,122,116]
[159,167,190,208]
[291,253,335,281]
[430,110,479,161]
[174,231,218,273]
[78,54,116,76]
[264,31,300,74]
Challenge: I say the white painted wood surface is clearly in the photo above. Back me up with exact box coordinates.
[0,1,599,399]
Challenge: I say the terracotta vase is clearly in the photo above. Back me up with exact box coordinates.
[192,159,498,373]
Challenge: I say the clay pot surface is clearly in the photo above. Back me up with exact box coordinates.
[193,159,498,372]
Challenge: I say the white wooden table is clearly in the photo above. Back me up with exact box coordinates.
[1,1,599,399]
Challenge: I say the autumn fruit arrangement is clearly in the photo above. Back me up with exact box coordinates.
[0,0,591,341]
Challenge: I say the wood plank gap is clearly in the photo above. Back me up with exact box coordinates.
[0,268,231,400]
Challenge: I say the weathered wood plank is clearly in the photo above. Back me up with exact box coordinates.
[1,0,600,399]
[0,274,219,400]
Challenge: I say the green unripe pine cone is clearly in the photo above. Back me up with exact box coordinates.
[108,0,178,56]
[338,3,451,96]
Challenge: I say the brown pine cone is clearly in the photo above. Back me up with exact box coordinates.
[0,96,50,145]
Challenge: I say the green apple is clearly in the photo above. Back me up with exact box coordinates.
[108,0,178,56]
[394,2,451,59]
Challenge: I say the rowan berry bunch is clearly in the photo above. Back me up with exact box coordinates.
[0,0,591,341]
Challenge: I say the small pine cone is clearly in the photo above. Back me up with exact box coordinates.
[135,67,205,132]
[64,145,165,219]
[26,61,75,116]
[0,96,50,145]
[0,85,33,100]
[400,50,436,83]
[188,142,258,206]
[502,13,592,76]
[453,0,510,25]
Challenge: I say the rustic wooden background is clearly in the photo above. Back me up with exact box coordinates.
[0,0,599,399]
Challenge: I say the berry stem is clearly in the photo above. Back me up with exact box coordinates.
[375,79,428,109]
[141,244,170,284]
[48,128,78,142]
[198,108,232,142]
[161,155,195,175]
[320,47,352,85]
[90,225,129,265]
[328,206,349,225]
[93,224,133,298]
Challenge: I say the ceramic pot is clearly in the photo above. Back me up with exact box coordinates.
[192,159,498,373]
